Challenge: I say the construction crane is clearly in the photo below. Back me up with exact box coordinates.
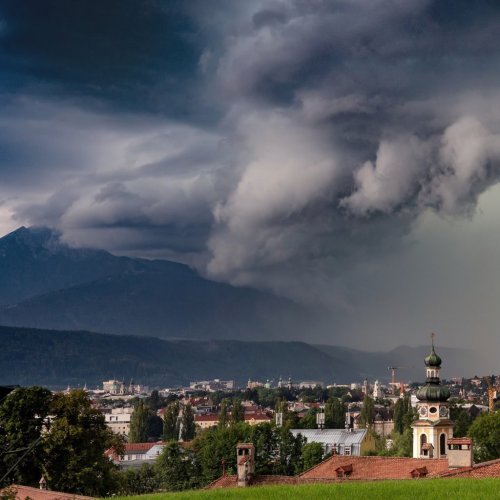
[387,366,410,386]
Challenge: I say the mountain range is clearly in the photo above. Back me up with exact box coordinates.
[0,226,483,386]
[0,226,322,340]
[0,325,479,388]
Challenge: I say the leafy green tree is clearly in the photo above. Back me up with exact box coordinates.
[301,442,324,471]
[299,409,318,429]
[181,404,196,441]
[192,422,251,483]
[359,395,375,428]
[284,410,300,428]
[328,386,350,399]
[274,426,304,475]
[129,400,150,443]
[250,423,276,475]
[231,399,244,424]
[117,463,159,495]
[0,387,52,487]
[385,428,413,457]
[43,389,123,497]
[453,409,473,438]
[163,402,180,441]
[148,412,164,441]
[146,390,162,411]
[364,429,386,455]
[468,411,500,462]
[155,441,193,491]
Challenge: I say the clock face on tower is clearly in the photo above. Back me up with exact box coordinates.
[439,406,449,418]
[419,406,428,417]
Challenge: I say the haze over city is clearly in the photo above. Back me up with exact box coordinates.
[0,1,499,369]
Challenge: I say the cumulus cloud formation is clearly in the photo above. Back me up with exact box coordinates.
[208,109,339,279]
[2,0,500,353]
[429,117,500,214]
[340,135,427,216]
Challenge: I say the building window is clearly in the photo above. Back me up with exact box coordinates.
[344,446,351,456]
[440,433,446,456]
[420,434,427,455]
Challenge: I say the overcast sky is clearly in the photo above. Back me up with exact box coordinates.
[0,1,499,367]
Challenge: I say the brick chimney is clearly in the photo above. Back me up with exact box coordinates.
[236,443,255,487]
[447,437,473,468]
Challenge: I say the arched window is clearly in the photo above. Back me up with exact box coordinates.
[440,433,446,456]
[420,433,427,455]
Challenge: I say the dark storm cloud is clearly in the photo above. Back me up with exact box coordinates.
[0,0,211,119]
[2,0,500,321]
[198,0,500,303]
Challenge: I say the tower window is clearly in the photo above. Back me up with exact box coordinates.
[420,434,427,455]
[440,433,446,456]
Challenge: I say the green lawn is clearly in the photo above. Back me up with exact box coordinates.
[113,478,500,500]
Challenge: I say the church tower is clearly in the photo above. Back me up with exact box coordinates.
[411,334,453,459]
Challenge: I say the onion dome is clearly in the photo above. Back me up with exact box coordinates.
[424,346,442,367]
[416,383,450,402]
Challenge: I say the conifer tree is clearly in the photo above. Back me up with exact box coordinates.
[162,402,180,441]
[218,399,229,428]
[155,441,192,491]
[359,394,375,428]
[393,398,404,434]
[231,399,244,424]
[180,404,196,441]
[129,400,150,443]
[325,397,346,428]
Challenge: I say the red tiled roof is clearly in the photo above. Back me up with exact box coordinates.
[300,456,450,480]
[244,413,271,421]
[195,414,219,422]
[252,475,298,486]
[448,438,472,445]
[206,475,237,489]
[105,441,165,460]
[2,485,94,500]
[207,475,298,489]
[123,442,158,453]
[439,458,500,478]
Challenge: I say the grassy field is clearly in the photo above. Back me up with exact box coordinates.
[114,478,500,500]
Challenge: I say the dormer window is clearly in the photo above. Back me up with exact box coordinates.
[410,467,428,478]
[335,464,353,479]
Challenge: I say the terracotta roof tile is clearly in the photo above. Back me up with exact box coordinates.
[2,485,94,500]
[300,456,449,480]
[206,475,237,489]
[195,414,219,422]
[206,475,298,489]
[439,458,500,478]
[106,441,166,460]
[448,438,472,446]
[206,456,500,489]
